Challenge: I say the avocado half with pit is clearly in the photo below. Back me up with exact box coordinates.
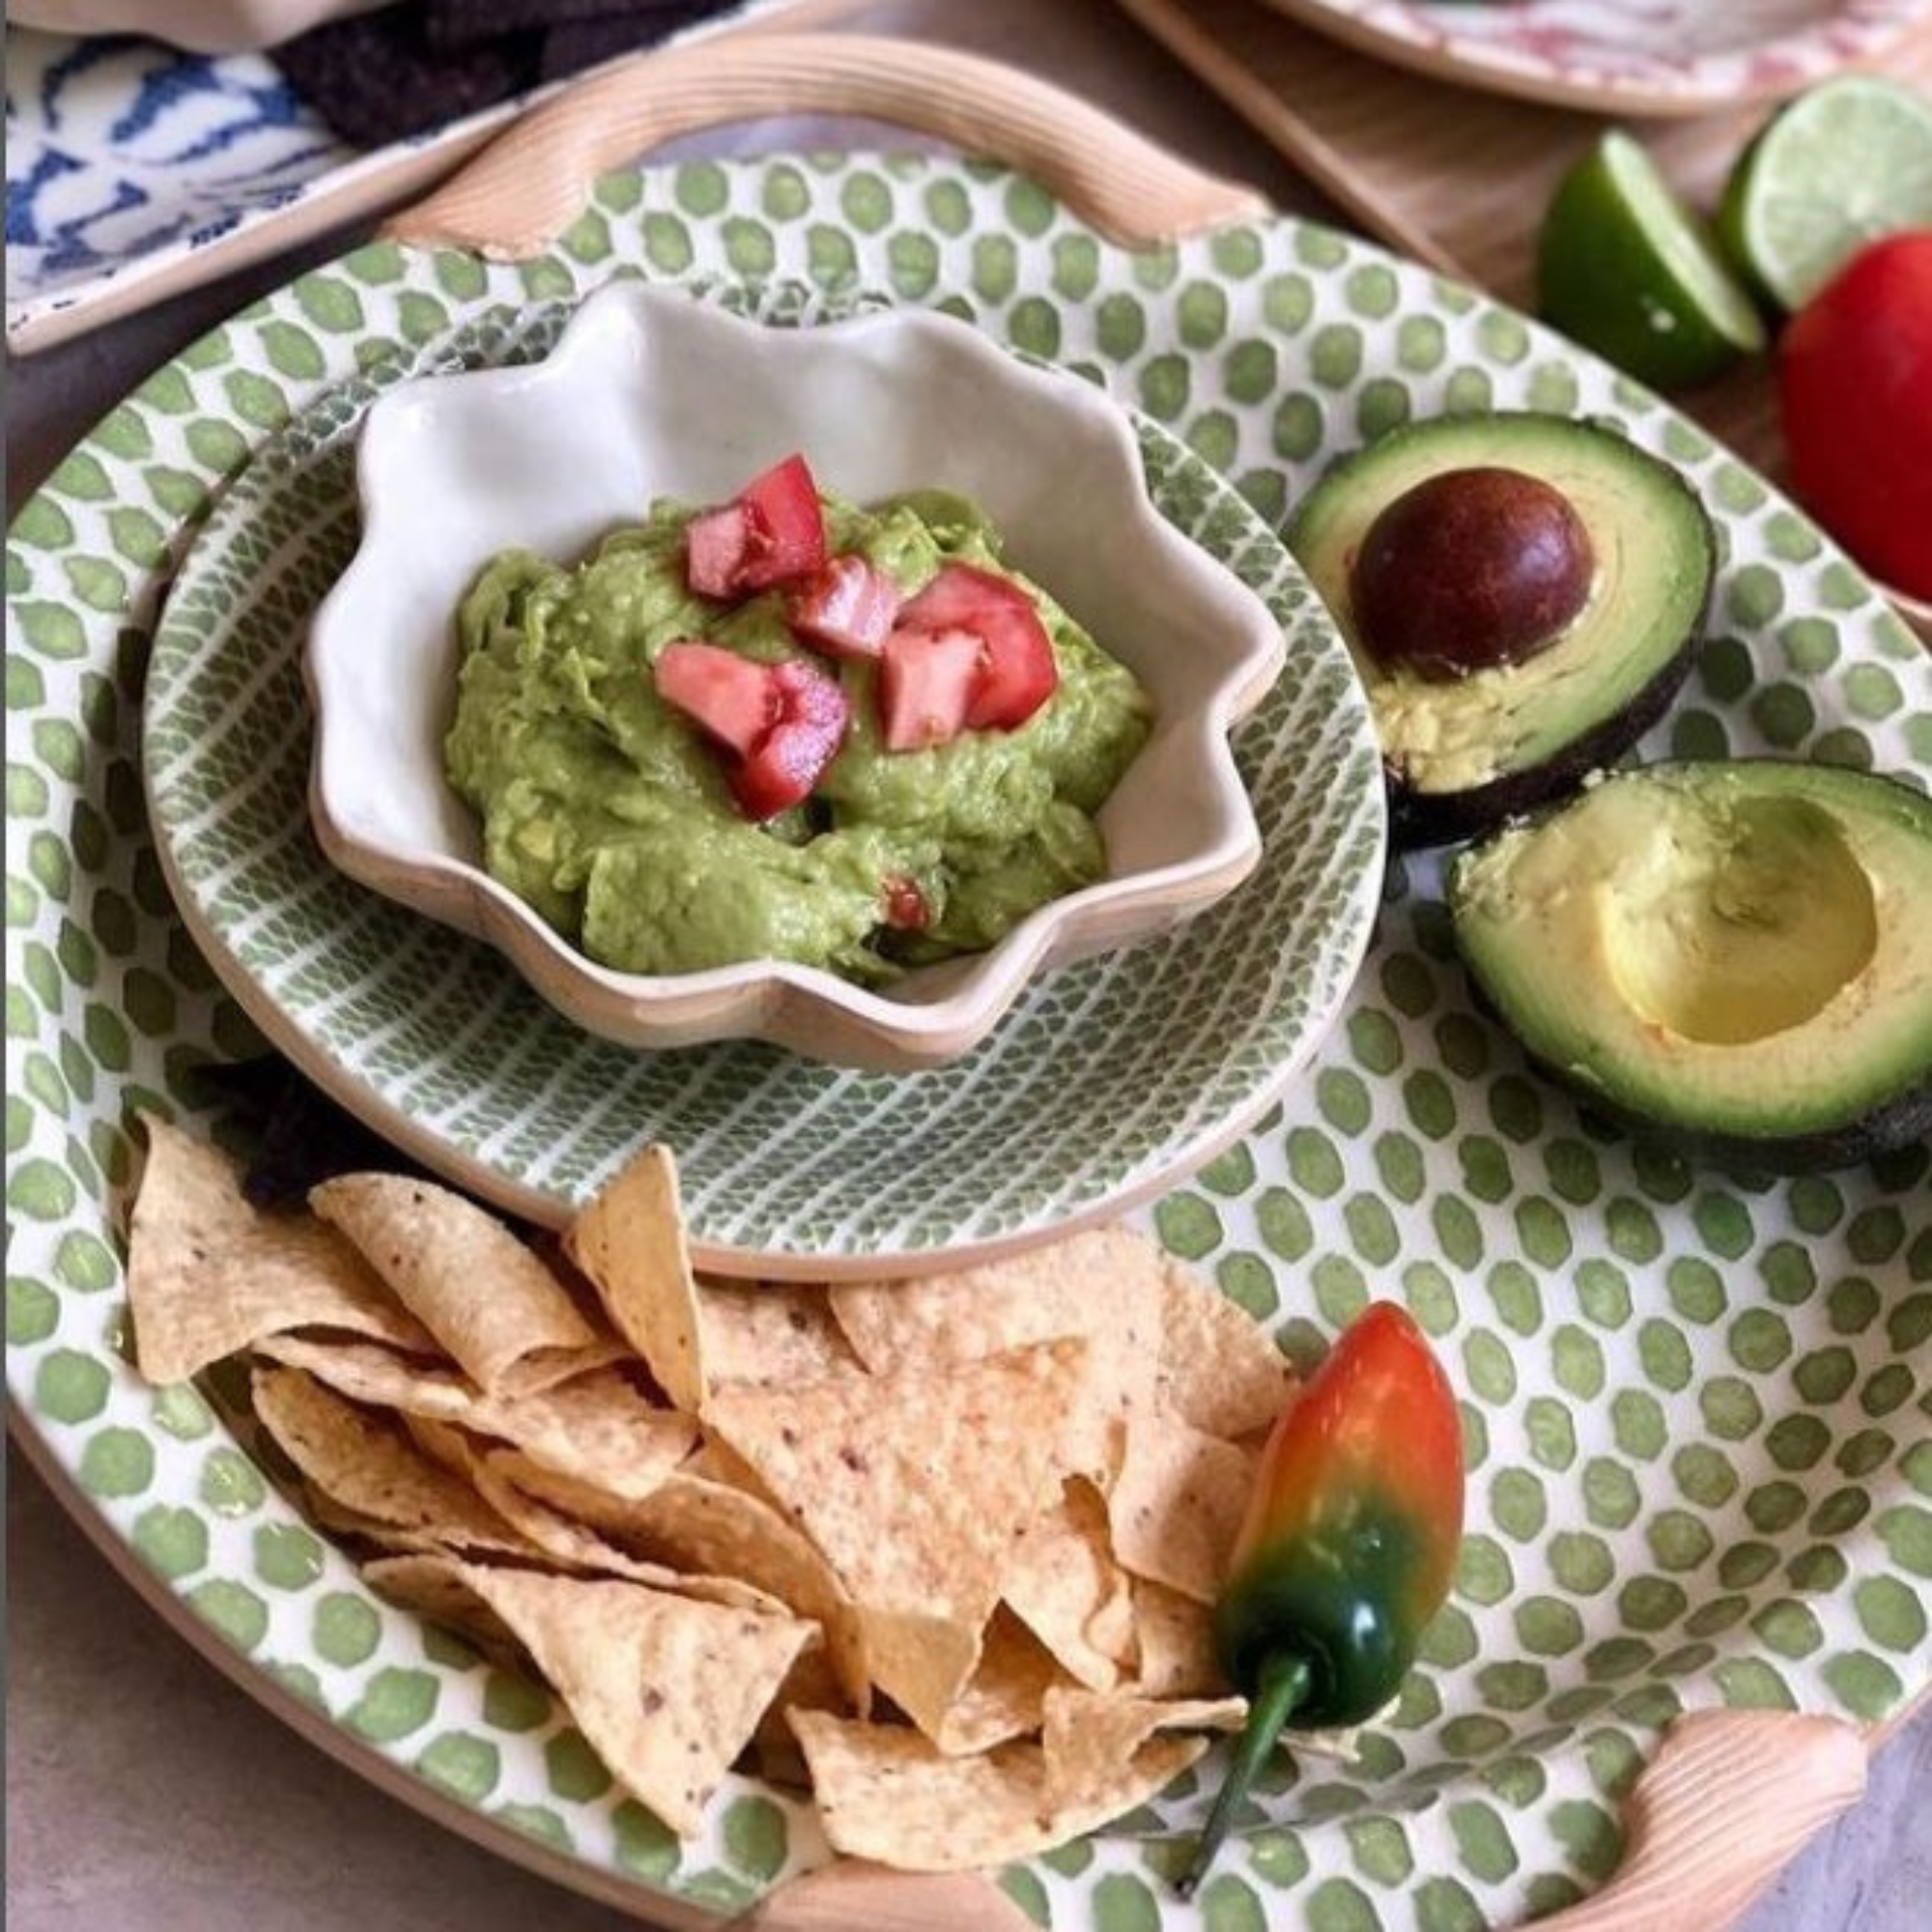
[1291,412,1716,848]
[1449,760,1932,1171]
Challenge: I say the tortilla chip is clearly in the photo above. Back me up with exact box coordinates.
[126,1116,435,1383]
[468,1368,696,1498]
[423,1557,815,1837]
[359,1552,526,1661]
[478,1474,787,1617]
[302,1490,466,1557]
[256,1334,473,1413]
[262,1338,697,1502]
[1289,1720,1370,1764]
[697,1276,862,1389]
[490,1458,870,1712]
[827,1228,1156,1377]
[1108,1413,1257,1605]
[829,1229,1163,1482]
[397,1410,482,1475]
[857,1607,986,1741]
[932,1610,1066,1757]
[703,1340,1091,1734]
[702,1340,1091,1618]
[788,1709,1209,1872]
[564,1145,705,1412]
[400,1420,791,1619]
[751,1641,847,1789]
[612,1469,869,1712]
[477,1451,660,1535]
[1155,1255,1296,1439]
[679,1437,781,1504]
[311,1173,602,1395]
[251,1364,537,1557]
[1040,1685,1246,1803]
[1002,1479,1138,1692]
[1129,1579,1229,1698]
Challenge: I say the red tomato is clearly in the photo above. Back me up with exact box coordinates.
[786,555,901,660]
[878,626,983,751]
[727,660,850,822]
[683,453,828,600]
[895,563,1060,732]
[655,645,849,820]
[654,640,776,756]
[734,454,828,593]
[1777,232,1932,599]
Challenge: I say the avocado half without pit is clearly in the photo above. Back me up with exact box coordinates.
[1449,761,1932,1172]
[1290,412,1716,848]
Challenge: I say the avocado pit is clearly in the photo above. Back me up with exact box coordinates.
[1351,466,1595,682]
[1290,413,1716,849]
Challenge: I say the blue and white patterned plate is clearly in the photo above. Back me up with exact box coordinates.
[6,29,349,298]
[3,2,814,353]
[7,25,368,345]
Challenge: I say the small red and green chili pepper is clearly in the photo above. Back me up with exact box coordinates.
[1180,1300,1465,1894]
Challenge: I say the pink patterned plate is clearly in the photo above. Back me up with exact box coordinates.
[1257,0,1928,117]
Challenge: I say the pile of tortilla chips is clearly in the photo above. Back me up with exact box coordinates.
[126,1114,1309,1872]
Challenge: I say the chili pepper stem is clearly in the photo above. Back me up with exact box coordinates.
[1176,1650,1313,1897]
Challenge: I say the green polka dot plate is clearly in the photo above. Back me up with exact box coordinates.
[8,147,1929,1931]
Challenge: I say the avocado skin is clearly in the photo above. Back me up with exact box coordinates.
[1290,412,1716,851]
[1624,1090,1930,1177]
[1457,970,1932,1176]
[1446,759,1932,1175]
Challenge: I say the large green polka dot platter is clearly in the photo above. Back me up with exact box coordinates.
[8,151,1930,1929]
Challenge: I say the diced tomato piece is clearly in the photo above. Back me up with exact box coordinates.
[895,562,1058,732]
[685,503,757,600]
[733,454,828,593]
[879,626,984,752]
[962,599,1058,730]
[882,874,930,931]
[728,659,851,820]
[654,640,777,756]
[786,555,902,660]
[684,454,829,601]
[896,560,1034,630]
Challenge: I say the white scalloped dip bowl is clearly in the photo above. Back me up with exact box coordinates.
[304,284,1288,1068]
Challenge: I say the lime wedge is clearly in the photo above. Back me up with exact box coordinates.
[1538,132,1766,391]
[1719,75,1932,313]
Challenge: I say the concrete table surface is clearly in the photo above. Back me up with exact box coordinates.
[6,0,1926,1925]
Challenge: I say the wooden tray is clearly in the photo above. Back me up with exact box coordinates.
[1116,0,1932,601]
[9,28,1927,1932]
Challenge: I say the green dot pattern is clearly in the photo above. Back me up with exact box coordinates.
[7,151,1927,1931]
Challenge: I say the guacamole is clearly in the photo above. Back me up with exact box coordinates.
[444,490,1152,981]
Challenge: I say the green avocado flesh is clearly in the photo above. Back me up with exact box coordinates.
[1290,412,1714,846]
[1449,761,1932,1167]
[444,492,1151,982]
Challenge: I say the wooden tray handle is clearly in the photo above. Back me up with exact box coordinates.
[730,1859,1035,1932]
[1539,1709,1868,1931]
[382,31,1268,259]
[733,1705,1888,1928]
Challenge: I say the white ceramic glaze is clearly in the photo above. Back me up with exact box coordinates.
[305,284,1286,1068]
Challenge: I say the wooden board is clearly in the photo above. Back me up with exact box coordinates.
[1115,0,1932,505]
